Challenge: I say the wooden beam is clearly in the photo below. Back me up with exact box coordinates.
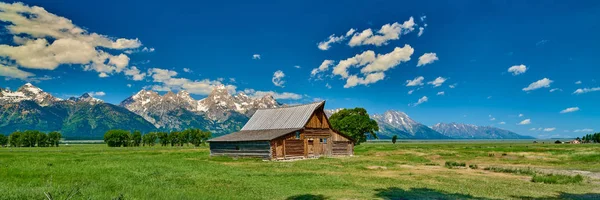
[283,139,286,158]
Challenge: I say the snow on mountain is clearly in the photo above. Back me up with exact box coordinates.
[431,122,534,139]
[0,83,61,106]
[372,110,449,139]
[120,85,280,129]
[67,93,104,104]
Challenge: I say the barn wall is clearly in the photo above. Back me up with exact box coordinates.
[210,141,271,159]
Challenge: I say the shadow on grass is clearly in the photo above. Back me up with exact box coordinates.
[513,192,600,200]
[374,187,492,200]
[286,194,328,200]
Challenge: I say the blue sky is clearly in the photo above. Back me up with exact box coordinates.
[0,0,599,138]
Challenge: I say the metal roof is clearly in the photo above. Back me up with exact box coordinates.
[240,101,325,131]
[208,128,301,142]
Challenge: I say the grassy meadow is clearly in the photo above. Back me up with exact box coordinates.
[1,141,599,199]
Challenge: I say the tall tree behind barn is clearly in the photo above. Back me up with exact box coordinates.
[208,101,354,160]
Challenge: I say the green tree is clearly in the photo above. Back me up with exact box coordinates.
[36,132,49,147]
[9,131,22,147]
[157,132,169,146]
[179,130,190,146]
[0,134,8,147]
[132,131,142,147]
[329,108,379,145]
[392,135,398,144]
[169,131,180,146]
[48,131,61,147]
[22,130,40,147]
[103,130,131,147]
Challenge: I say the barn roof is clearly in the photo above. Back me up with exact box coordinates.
[208,128,301,142]
[240,101,325,131]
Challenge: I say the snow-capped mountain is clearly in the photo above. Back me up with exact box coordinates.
[67,93,104,104]
[120,85,280,130]
[431,122,534,139]
[371,110,450,139]
[0,83,61,106]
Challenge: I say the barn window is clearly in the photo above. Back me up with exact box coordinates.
[295,131,300,139]
[323,138,327,144]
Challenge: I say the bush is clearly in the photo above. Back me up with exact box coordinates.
[142,132,158,146]
[48,131,61,147]
[103,130,131,147]
[157,132,169,146]
[132,131,142,147]
[532,174,583,184]
[483,167,536,176]
[445,161,466,168]
[469,164,478,169]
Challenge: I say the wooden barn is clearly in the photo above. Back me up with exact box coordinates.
[208,101,354,160]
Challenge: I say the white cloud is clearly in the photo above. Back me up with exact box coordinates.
[449,83,457,89]
[573,87,600,94]
[123,66,146,81]
[311,60,334,78]
[348,17,416,47]
[410,96,428,107]
[126,84,132,88]
[0,63,34,80]
[523,78,553,91]
[325,83,332,89]
[0,2,142,78]
[418,27,424,37]
[272,70,285,87]
[508,64,527,75]
[573,129,594,133]
[437,91,445,96]
[519,114,524,117]
[529,128,536,131]
[331,45,414,88]
[490,117,496,121]
[575,80,582,84]
[406,76,425,86]
[417,53,438,67]
[543,128,556,132]
[428,77,447,87]
[88,91,105,97]
[518,119,531,125]
[294,65,301,69]
[148,68,237,95]
[408,90,414,95]
[317,29,355,51]
[183,68,192,73]
[252,54,261,60]
[243,89,302,100]
[499,122,506,125]
[560,107,580,114]
[550,88,562,92]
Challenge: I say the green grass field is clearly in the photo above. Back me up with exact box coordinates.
[1,141,599,199]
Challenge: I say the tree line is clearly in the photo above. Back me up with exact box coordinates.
[0,131,61,147]
[581,133,600,143]
[103,129,211,147]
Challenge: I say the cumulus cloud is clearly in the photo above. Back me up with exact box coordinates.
[560,107,580,114]
[575,80,582,84]
[449,84,457,89]
[127,84,132,88]
[499,122,506,125]
[252,54,261,60]
[408,90,414,95]
[406,76,425,86]
[148,68,236,95]
[523,78,553,91]
[0,2,142,78]
[519,114,524,117]
[418,27,424,37]
[348,17,416,47]
[294,65,301,69]
[0,63,34,80]
[417,53,438,67]
[317,29,355,50]
[183,68,192,73]
[330,45,413,88]
[490,117,496,121]
[550,88,562,92]
[123,66,146,81]
[272,70,286,87]
[410,96,428,107]
[88,91,106,97]
[573,87,600,94]
[311,60,334,78]
[508,64,527,75]
[243,89,302,100]
[543,128,556,132]
[437,91,445,96]
[428,77,447,87]
[518,119,531,125]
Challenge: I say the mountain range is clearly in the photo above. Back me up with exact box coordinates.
[1,83,534,140]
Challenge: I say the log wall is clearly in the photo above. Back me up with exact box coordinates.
[210,141,271,159]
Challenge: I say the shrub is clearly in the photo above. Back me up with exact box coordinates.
[0,134,8,147]
[469,164,478,169]
[483,167,536,176]
[9,131,22,147]
[48,131,61,147]
[445,161,466,168]
[532,174,583,184]
[392,135,398,144]
[132,131,142,147]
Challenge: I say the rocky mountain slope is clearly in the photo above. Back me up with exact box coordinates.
[371,110,450,139]
[431,123,535,139]
[0,84,155,139]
